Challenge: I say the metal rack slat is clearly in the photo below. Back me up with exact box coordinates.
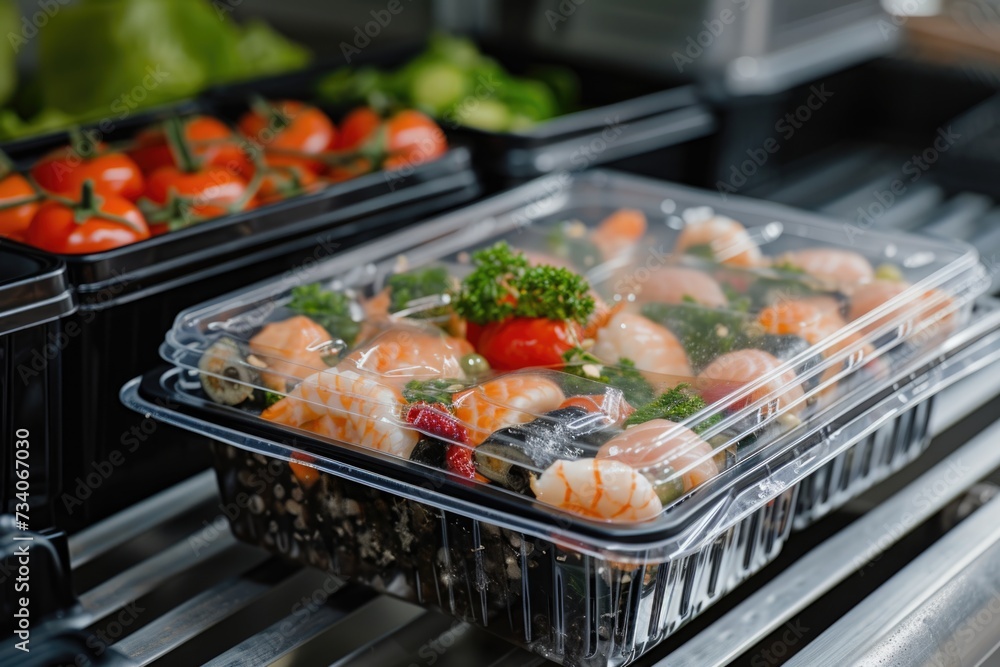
[658,415,1000,667]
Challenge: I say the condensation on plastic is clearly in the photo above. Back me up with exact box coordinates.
[161,171,988,525]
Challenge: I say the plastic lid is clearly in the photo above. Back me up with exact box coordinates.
[159,171,989,525]
[0,246,76,335]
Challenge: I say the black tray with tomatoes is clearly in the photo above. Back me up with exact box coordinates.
[205,35,717,188]
[0,97,479,532]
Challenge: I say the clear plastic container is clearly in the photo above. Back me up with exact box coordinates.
[125,171,998,666]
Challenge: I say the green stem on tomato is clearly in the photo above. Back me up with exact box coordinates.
[164,117,199,173]
[0,149,17,181]
[71,179,146,234]
[68,126,99,160]
[227,169,262,213]
[250,96,290,132]
[0,194,41,211]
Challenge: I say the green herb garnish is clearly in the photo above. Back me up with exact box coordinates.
[641,302,751,371]
[684,243,716,261]
[402,378,472,405]
[287,284,361,345]
[623,383,721,433]
[452,241,595,325]
[771,261,806,274]
[561,348,656,407]
[263,391,284,407]
[387,266,453,317]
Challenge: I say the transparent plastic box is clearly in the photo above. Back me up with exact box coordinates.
[123,171,1000,666]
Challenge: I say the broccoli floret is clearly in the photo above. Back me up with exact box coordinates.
[623,383,721,433]
[641,302,751,371]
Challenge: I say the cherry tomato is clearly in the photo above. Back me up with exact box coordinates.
[465,321,484,348]
[32,142,144,202]
[476,317,582,371]
[238,99,336,155]
[144,165,256,224]
[0,172,40,239]
[382,110,447,168]
[258,164,320,203]
[24,181,149,254]
[128,115,251,177]
[335,107,381,150]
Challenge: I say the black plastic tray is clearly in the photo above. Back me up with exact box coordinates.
[0,247,75,527]
[0,98,480,532]
[205,43,716,186]
[937,92,1000,200]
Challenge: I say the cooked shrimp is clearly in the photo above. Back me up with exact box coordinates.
[249,315,335,391]
[591,208,647,259]
[530,458,662,522]
[629,266,728,308]
[777,248,874,286]
[597,419,717,490]
[362,287,391,320]
[759,299,872,359]
[697,349,805,416]
[262,367,419,458]
[453,374,566,445]
[849,280,956,337]
[591,311,692,379]
[674,216,762,267]
[340,323,474,382]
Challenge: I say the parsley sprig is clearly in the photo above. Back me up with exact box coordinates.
[623,383,721,433]
[452,242,595,325]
